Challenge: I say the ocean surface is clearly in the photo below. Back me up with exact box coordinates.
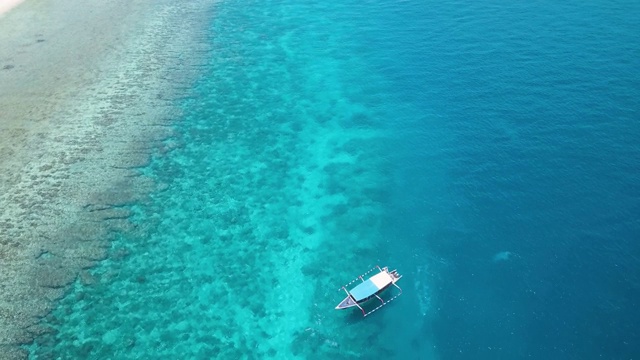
[27,0,640,358]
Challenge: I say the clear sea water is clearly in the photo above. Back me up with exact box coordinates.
[28,0,640,358]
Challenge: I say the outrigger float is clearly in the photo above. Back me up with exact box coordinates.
[336,265,402,317]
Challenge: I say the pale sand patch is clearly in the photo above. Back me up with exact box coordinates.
[0,0,25,17]
[0,0,213,358]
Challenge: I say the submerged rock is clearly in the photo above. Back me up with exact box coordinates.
[492,251,517,262]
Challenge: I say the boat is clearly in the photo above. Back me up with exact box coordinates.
[336,265,402,317]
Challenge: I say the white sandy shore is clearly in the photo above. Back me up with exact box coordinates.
[0,0,25,17]
[0,0,212,358]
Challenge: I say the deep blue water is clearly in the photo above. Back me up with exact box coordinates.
[30,0,640,358]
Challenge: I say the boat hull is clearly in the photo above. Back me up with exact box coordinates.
[335,282,393,310]
[336,266,402,315]
[335,295,358,309]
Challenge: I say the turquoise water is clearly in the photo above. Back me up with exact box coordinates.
[29,0,640,359]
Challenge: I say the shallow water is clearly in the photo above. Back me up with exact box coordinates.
[29,0,640,358]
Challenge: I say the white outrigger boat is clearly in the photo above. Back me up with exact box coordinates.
[336,265,402,317]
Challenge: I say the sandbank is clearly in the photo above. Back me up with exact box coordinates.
[0,0,212,358]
